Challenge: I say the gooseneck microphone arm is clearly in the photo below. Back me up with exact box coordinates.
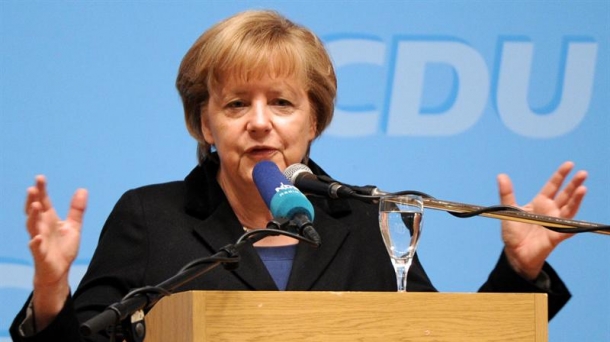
[354,188,610,235]
[348,185,610,235]
[283,163,610,236]
[80,218,319,341]
[406,192,609,235]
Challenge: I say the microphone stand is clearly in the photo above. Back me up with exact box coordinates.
[419,196,610,235]
[344,184,610,236]
[80,218,319,342]
[286,166,609,235]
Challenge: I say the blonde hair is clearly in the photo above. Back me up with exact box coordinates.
[176,10,337,163]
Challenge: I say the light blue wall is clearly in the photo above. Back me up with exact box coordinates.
[1,1,608,341]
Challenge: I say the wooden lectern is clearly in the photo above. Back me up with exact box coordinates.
[144,291,547,341]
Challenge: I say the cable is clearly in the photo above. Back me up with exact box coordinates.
[384,191,610,234]
[82,224,320,339]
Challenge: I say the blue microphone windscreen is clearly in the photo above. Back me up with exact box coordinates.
[252,160,315,220]
[253,160,287,207]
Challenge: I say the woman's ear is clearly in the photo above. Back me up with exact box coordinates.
[200,111,215,145]
[308,113,317,141]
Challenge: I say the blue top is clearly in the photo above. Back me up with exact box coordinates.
[255,244,298,290]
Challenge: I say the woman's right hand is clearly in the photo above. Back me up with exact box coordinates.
[26,175,88,330]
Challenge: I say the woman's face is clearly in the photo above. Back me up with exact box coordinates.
[202,73,316,186]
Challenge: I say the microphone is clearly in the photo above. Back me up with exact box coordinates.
[252,160,321,245]
[283,163,355,199]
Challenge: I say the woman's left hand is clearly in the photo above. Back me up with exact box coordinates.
[497,161,588,280]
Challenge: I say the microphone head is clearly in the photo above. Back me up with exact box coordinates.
[252,161,315,221]
[283,163,313,183]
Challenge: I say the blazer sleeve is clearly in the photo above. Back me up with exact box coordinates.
[10,293,83,342]
[479,251,571,319]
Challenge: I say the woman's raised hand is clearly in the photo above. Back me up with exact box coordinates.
[25,175,88,329]
[497,162,587,280]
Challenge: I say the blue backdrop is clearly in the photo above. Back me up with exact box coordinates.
[1,1,608,341]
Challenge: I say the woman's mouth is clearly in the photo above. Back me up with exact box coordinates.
[247,147,277,158]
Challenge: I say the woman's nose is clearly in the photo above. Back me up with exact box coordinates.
[246,102,273,133]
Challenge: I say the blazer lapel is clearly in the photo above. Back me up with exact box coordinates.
[286,208,350,290]
[191,199,278,290]
[184,162,277,290]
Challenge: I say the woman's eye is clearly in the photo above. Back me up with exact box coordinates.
[226,100,246,109]
[273,98,292,106]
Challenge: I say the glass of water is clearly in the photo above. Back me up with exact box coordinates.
[378,194,424,292]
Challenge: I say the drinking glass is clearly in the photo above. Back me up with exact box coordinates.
[378,194,424,292]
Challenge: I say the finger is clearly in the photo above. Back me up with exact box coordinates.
[34,175,54,211]
[497,174,517,206]
[24,186,39,215]
[28,235,45,263]
[554,170,588,208]
[538,161,574,199]
[560,185,587,219]
[26,202,43,238]
[65,189,88,229]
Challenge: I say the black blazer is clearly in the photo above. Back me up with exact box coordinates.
[11,158,571,341]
